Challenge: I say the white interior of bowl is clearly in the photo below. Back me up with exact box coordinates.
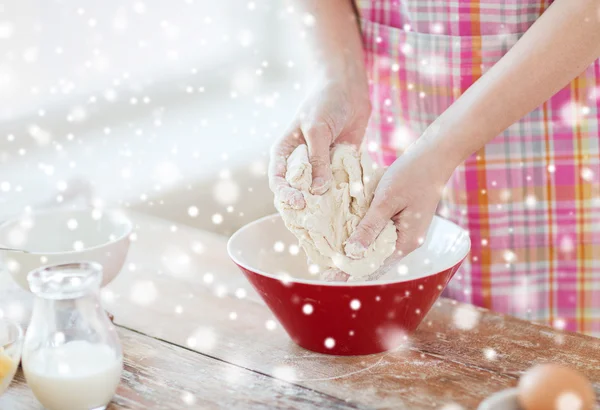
[228,214,471,286]
[0,209,132,254]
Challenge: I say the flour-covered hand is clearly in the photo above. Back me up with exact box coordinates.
[345,138,458,259]
[268,67,371,209]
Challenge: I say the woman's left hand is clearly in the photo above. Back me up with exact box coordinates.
[345,137,458,259]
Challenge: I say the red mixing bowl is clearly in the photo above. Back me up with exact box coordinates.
[227,214,470,356]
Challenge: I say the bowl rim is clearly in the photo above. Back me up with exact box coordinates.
[227,213,471,287]
[0,319,23,350]
[0,208,133,256]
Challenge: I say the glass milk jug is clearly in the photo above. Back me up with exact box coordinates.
[22,262,123,410]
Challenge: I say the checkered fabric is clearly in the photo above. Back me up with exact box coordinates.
[357,0,600,337]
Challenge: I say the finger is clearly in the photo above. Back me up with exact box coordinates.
[302,121,335,195]
[344,203,393,259]
[393,208,434,257]
[320,268,350,282]
[268,128,306,209]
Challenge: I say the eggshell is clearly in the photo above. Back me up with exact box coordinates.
[518,364,596,410]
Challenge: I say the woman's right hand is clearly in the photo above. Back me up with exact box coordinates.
[268,66,372,209]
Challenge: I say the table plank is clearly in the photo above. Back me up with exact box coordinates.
[0,327,362,410]
[99,212,599,409]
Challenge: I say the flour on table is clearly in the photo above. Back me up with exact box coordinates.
[274,144,397,281]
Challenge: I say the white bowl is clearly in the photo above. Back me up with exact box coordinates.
[478,388,520,410]
[0,209,132,291]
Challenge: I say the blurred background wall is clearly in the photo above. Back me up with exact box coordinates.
[0,0,314,235]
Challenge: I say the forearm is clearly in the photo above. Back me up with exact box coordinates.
[427,0,600,167]
[293,0,366,79]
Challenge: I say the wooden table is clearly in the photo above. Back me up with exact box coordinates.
[1,212,599,409]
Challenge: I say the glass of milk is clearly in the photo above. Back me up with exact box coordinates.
[22,262,123,410]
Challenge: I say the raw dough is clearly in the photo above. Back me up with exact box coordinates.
[275,144,397,281]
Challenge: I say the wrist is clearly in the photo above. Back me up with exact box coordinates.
[420,121,472,169]
[317,56,368,87]
[406,126,462,184]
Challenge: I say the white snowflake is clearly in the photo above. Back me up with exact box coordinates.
[273,241,285,252]
[379,326,410,351]
[28,124,52,145]
[396,265,408,278]
[0,22,14,39]
[265,320,276,330]
[181,392,196,405]
[273,366,296,382]
[503,250,516,263]
[560,101,586,127]
[525,195,537,208]
[67,106,87,123]
[302,13,316,26]
[560,236,574,253]
[431,23,444,34]
[420,56,449,78]
[215,285,227,298]
[553,318,566,330]
[186,327,217,351]
[302,304,313,315]
[324,337,335,349]
[390,127,414,151]
[581,167,594,182]
[191,241,205,254]
[452,304,481,330]
[130,280,158,306]
[53,332,66,345]
[308,264,320,275]
[556,392,583,410]
[483,347,497,360]
[187,206,199,218]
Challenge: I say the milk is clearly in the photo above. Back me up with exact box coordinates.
[23,340,122,410]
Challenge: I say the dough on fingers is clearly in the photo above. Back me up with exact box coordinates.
[275,144,397,281]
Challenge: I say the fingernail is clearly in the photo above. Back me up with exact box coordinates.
[344,240,367,259]
[311,177,330,195]
[290,192,306,210]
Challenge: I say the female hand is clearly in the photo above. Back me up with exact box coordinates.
[345,136,459,259]
[268,67,371,209]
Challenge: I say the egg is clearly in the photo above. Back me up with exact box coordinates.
[0,347,16,381]
[518,364,596,410]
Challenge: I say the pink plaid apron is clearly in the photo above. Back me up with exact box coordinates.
[357,0,600,337]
